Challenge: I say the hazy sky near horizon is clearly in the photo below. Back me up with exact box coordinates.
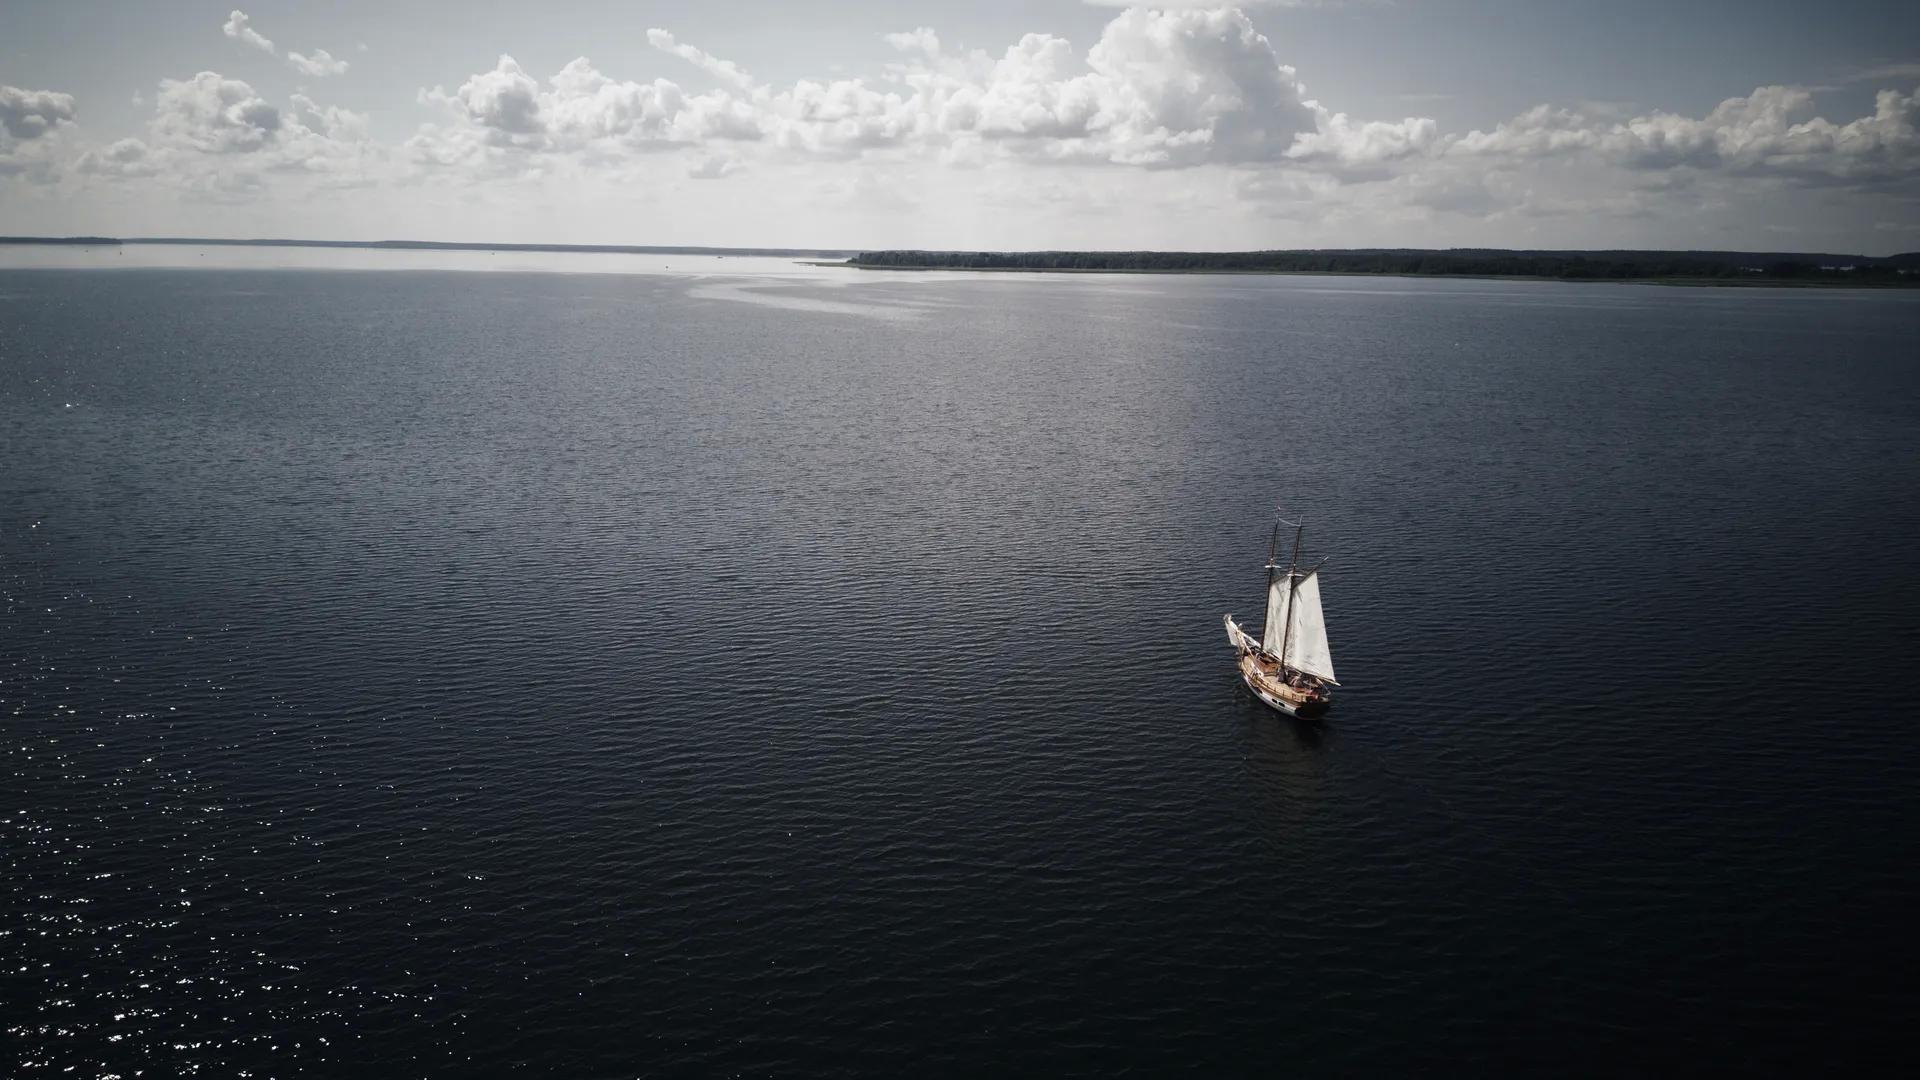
[3,1,1918,252]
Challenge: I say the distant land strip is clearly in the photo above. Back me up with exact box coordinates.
[0,236,856,258]
[5,237,1917,284]
[848,248,1920,284]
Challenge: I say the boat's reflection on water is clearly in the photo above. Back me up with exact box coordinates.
[1235,688,1334,841]
[1244,699,1327,753]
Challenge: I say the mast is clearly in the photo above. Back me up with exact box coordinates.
[1263,519,1280,612]
[1277,520,1303,669]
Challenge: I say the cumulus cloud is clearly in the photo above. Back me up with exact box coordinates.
[808,7,1368,166]
[417,8,1331,169]
[0,85,77,181]
[423,55,542,140]
[415,52,760,164]
[399,1,1920,212]
[58,70,386,197]
[1449,104,1597,160]
[289,48,350,78]
[1289,111,1439,171]
[1452,84,1920,185]
[1224,80,1920,241]
[914,7,1321,165]
[75,137,159,178]
[222,10,275,55]
[64,3,1905,235]
[0,85,77,140]
[153,72,282,153]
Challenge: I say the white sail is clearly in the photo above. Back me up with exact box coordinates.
[1225,615,1259,653]
[1283,570,1336,683]
[1261,575,1292,655]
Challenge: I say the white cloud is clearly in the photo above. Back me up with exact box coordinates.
[969,8,1319,165]
[398,5,1920,223]
[1452,84,1920,185]
[1289,112,1439,171]
[843,8,1350,166]
[1081,1,1333,7]
[646,29,756,92]
[0,85,77,140]
[276,94,379,180]
[288,48,350,78]
[76,136,159,178]
[153,72,282,153]
[222,10,275,55]
[1450,104,1600,159]
[25,4,1916,246]
[415,9,1329,169]
[225,10,350,78]
[60,71,386,197]
[427,55,543,139]
[1227,80,1920,244]
[415,53,760,164]
[883,28,941,58]
[0,85,78,183]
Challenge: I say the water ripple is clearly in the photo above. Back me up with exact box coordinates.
[3,267,1916,1075]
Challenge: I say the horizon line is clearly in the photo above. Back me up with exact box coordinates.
[1,236,1915,259]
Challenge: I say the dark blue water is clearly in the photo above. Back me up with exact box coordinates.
[5,265,1917,1076]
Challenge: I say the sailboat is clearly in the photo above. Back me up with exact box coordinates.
[1223,513,1339,718]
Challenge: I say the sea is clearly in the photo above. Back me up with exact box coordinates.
[4,245,1917,1076]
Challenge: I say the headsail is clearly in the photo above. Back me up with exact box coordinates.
[1261,575,1292,655]
[1283,570,1336,683]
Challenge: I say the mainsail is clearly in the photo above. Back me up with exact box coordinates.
[1261,575,1292,655]
[1283,570,1336,683]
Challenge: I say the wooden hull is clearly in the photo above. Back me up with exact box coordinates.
[1238,654,1330,719]
[1224,615,1332,719]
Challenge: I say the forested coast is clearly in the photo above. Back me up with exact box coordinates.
[848,248,1920,283]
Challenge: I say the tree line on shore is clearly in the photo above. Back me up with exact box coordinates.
[850,248,1920,281]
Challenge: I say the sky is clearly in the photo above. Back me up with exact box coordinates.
[2,1,1918,252]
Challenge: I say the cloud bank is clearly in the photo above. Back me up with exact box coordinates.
[408,9,1383,168]
[6,5,1918,249]
[1451,85,1920,184]
[62,70,376,198]
[396,6,1918,189]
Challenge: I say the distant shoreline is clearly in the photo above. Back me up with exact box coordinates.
[6,237,1916,287]
[844,248,1920,287]
[817,262,1917,288]
[0,237,857,258]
